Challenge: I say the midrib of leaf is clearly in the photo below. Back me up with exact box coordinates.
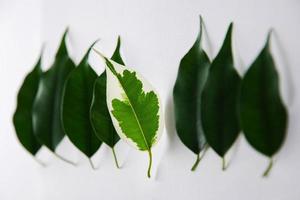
[105,59,154,177]
[106,60,150,151]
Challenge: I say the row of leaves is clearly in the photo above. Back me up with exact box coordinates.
[14,16,288,178]
[13,30,163,178]
[173,17,288,176]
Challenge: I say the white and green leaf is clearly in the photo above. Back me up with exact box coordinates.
[94,50,163,177]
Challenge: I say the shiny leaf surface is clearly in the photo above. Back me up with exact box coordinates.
[32,30,75,153]
[240,33,288,176]
[201,24,241,161]
[173,17,210,170]
[13,54,42,156]
[90,37,124,168]
[62,41,101,158]
[90,37,124,148]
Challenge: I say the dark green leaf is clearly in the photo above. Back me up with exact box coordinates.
[32,30,75,154]
[90,37,124,168]
[240,33,288,176]
[111,36,125,65]
[91,72,118,147]
[201,23,241,163]
[62,41,101,158]
[173,16,210,170]
[13,54,42,156]
[90,37,123,147]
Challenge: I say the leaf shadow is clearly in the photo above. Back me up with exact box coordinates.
[272,30,296,107]
[202,19,214,59]
[268,30,296,163]
[153,93,176,181]
[226,133,242,169]
[164,93,177,144]
[116,142,132,169]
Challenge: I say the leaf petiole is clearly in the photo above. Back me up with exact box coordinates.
[191,154,201,171]
[222,157,226,171]
[112,147,120,169]
[263,158,273,177]
[147,149,153,178]
[191,144,209,171]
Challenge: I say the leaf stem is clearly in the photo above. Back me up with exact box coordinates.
[53,153,76,166]
[147,149,153,178]
[222,157,226,171]
[191,144,209,171]
[89,158,96,170]
[263,158,273,177]
[191,154,201,171]
[33,157,47,167]
[112,147,120,169]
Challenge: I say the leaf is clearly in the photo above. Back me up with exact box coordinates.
[173,16,210,171]
[13,53,42,157]
[94,49,164,178]
[110,36,125,65]
[201,23,241,168]
[239,33,288,176]
[32,29,76,164]
[61,41,101,163]
[90,37,124,168]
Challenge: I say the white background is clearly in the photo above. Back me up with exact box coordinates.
[0,0,300,199]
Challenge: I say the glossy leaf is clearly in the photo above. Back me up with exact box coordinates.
[240,33,288,176]
[90,37,124,168]
[32,30,76,162]
[13,54,42,156]
[94,50,163,178]
[61,41,101,161]
[173,16,210,171]
[201,23,241,167]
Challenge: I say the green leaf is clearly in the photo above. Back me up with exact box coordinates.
[32,29,76,163]
[111,36,125,65]
[239,33,288,177]
[90,37,124,168]
[13,53,42,156]
[61,41,101,162]
[94,50,164,178]
[201,23,241,167]
[173,16,210,171]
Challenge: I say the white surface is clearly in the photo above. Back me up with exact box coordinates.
[0,0,300,199]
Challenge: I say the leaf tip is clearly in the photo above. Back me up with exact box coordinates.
[199,14,203,22]
[220,22,234,53]
[93,48,105,59]
[227,22,234,35]
[198,15,204,40]
[62,27,69,41]
[115,36,122,54]
[81,39,101,64]
[266,29,273,48]
[56,27,70,56]
[117,35,122,44]
[37,44,45,66]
